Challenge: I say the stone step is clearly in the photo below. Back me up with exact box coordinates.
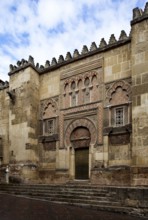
[19,192,114,201]
[0,184,119,207]
[53,201,147,217]
[0,184,147,218]
[21,194,120,206]
[59,202,133,215]
[0,188,109,196]
[1,191,146,217]
[0,185,110,195]
[0,189,116,202]
[0,184,108,191]
[0,191,115,202]
[0,184,117,202]
[0,185,108,191]
[28,191,109,198]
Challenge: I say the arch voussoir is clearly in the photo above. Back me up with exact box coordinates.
[65,118,97,147]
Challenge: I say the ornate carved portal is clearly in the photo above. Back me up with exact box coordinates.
[65,118,96,179]
[66,124,93,180]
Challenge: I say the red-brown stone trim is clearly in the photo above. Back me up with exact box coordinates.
[98,103,103,144]
[59,111,64,148]
[65,118,97,147]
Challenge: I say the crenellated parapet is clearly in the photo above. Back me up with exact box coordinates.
[7,2,148,77]
[40,29,129,72]
[0,79,9,90]
[131,2,148,25]
[8,55,36,75]
[8,29,130,76]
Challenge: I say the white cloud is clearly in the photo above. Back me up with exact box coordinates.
[0,0,147,81]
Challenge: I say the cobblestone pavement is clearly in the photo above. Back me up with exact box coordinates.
[0,193,146,220]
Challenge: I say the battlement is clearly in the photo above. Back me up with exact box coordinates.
[8,30,130,76]
[0,79,9,90]
[131,2,148,25]
[8,1,148,77]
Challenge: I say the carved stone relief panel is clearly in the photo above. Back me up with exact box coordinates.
[62,101,103,147]
[104,79,132,130]
[39,97,59,138]
[62,69,102,109]
[40,96,59,120]
[40,97,59,119]
[105,79,131,106]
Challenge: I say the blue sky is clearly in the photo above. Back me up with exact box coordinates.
[0,0,147,80]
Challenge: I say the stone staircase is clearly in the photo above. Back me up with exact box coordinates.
[0,183,147,217]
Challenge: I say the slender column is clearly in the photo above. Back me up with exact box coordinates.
[70,147,75,179]
[89,144,94,178]
[103,136,109,167]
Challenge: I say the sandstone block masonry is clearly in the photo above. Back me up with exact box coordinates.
[0,3,148,186]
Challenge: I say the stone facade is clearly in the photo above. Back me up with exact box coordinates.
[0,3,148,186]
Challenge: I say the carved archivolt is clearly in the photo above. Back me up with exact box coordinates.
[106,80,131,105]
[40,97,58,119]
[65,118,97,147]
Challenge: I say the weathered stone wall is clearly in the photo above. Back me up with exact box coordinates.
[39,68,61,177]
[8,67,40,181]
[1,3,148,186]
[104,43,131,83]
[0,88,9,164]
[103,42,132,168]
[91,166,131,186]
[131,16,148,167]
[40,69,60,100]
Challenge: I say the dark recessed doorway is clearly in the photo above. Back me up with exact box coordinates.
[75,147,89,180]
